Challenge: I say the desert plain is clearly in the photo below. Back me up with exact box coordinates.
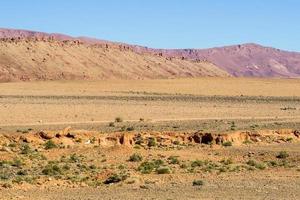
[0,78,300,199]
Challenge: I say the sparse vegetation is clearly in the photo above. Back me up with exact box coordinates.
[115,117,123,123]
[126,126,135,131]
[246,160,266,170]
[191,160,204,168]
[156,166,171,174]
[138,159,164,174]
[193,179,204,186]
[42,164,62,176]
[230,121,236,130]
[147,137,156,147]
[44,140,57,150]
[276,151,289,159]
[168,156,180,164]
[222,141,232,147]
[20,144,32,154]
[108,122,115,127]
[104,173,128,184]
[129,153,143,162]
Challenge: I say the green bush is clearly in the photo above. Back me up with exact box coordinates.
[222,141,232,147]
[255,163,266,170]
[220,158,233,165]
[246,160,266,170]
[69,154,80,163]
[129,153,143,162]
[11,158,23,168]
[276,151,289,159]
[20,144,32,154]
[138,160,164,174]
[147,138,156,147]
[42,164,62,176]
[168,156,180,164]
[44,140,57,150]
[138,161,155,174]
[191,160,204,168]
[16,170,28,176]
[156,166,171,174]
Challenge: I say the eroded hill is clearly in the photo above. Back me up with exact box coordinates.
[0,32,229,82]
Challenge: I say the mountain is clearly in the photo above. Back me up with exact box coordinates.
[0,28,300,82]
[0,28,230,82]
[148,44,300,77]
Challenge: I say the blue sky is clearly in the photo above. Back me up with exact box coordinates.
[1,0,300,51]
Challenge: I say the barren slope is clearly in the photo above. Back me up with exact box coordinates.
[144,43,300,77]
[1,28,300,80]
[0,29,229,82]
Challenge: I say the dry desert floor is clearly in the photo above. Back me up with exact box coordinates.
[0,78,300,199]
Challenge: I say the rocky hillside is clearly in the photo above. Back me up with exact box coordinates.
[1,28,300,81]
[0,28,229,82]
[149,44,300,77]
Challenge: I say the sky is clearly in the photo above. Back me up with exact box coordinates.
[1,0,300,51]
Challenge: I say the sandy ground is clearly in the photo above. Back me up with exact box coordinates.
[0,78,300,129]
[1,78,300,199]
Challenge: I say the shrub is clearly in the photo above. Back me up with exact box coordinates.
[16,170,28,176]
[276,151,289,159]
[246,159,256,166]
[220,158,233,165]
[103,173,127,184]
[138,160,164,174]
[69,154,80,163]
[129,153,143,162]
[222,141,232,147]
[230,121,236,130]
[156,166,171,174]
[153,159,164,167]
[62,164,71,171]
[115,117,123,123]
[243,140,252,145]
[138,162,155,174]
[268,160,278,167]
[147,138,156,147]
[193,180,204,186]
[255,163,266,170]
[44,140,57,150]
[8,143,17,148]
[246,160,266,170]
[108,122,115,127]
[20,144,32,154]
[42,164,62,176]
[126,127,135,131]
[168,156,180,164]
[120,126,126,132]
[11,158,23,167]
[218,167,227,172]
[191,160,204,168]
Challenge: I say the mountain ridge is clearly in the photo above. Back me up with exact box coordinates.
[1,28,300,80]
